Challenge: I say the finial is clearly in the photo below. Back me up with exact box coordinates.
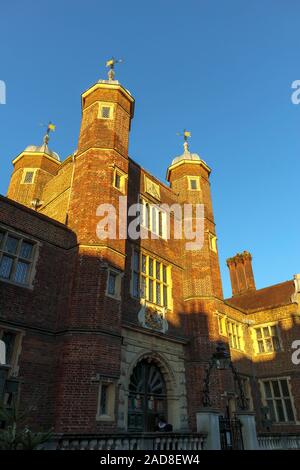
[42,122,55,146]
[176,129,191,152]
[106,57,123,81]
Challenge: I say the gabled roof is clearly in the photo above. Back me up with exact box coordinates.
[225,280,295,312]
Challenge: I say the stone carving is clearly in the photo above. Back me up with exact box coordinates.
[144,176,160,201]
[138,301,168,333]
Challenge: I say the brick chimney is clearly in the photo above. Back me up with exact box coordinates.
[226,251,256,296]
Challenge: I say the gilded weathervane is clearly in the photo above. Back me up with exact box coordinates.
[177,129,191,151]
[106,57,123,81]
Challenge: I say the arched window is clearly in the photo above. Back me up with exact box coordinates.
[128,359,167,432]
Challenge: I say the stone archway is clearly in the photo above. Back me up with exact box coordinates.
[118,329,189,432]
[127,357,167,432]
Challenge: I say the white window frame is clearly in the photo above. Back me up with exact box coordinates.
[21,168,38,185]
[187,176,200,191]
[217,314,227,336]
[252,323,282,355]
[131,249,171,309]
[98,102,114,120]
[140,198,167,239]
[112,167,127,194]
[260,377,297,424]
[227,319,244,351]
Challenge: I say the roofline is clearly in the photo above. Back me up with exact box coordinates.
[12,151,61,166]
[225,279,294,301]
[81,81,135,115]
[0,194,74,234]
[166,158,211,181]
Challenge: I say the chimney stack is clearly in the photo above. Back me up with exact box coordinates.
[227,251,256,297]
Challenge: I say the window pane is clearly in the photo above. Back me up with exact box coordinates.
[258,340,265,353]
[24,171,34,183]
[108,272,116,295]
[270,325,277,336]
[163,285,168,307]
[133,272,139,297]
[190,179,197,190]
[20,241,34,260]
[149,258,153,277]
[264,381,272,398]
[156,283,161,305]
[149,279,153,302]
[275,399,285,422]
[218,317,224,335]
[159,211,163,237]
[0,231,4,248]
[141,276,146,298]
[14,261,29,284]
[5,236,19,255]
[272,381,281,398]
[263,327,269,338]
[156,262,161,280]
[284,399,295,421]
[115,173,121,189]
[266,399,276,421]
[0,256,13,279]
[280,380,289,397]
[100,384,108,414]
[133,251,139,271]
[163,265,167,283]
[101,106,111,118]
[152,207,157,233]
[265,338,273,352]
[273,336,280,352]
[2,332,16,364]
[256,328,262,339]
[141,255,146,273]
[146,204,150,228]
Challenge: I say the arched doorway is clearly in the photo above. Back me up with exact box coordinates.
[128,359,167,432]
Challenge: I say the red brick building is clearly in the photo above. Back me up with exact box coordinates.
[1,69,300,450]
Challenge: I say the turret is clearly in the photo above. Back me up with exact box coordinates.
[167,134,223,299]
[7,125,60,209]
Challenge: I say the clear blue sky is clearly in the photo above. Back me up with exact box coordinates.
[1,0,300,297]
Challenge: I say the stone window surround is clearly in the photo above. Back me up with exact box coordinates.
[105,267,123,300]
[0,325,24,377]
[251,322,283,355]
[95,376,116,422]
[259,376,298,424]
[208,232,218,253]
[98,101,115,120]
[187,175,200,191]
[112,166,127,194]
[130,247,172,310]
[21,168,38,185]
[216,313,244,351]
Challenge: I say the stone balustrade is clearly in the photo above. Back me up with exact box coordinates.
[258,434,300,450]
[46,433,206,451]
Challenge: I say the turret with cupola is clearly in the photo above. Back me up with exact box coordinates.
[7,124,60,209]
